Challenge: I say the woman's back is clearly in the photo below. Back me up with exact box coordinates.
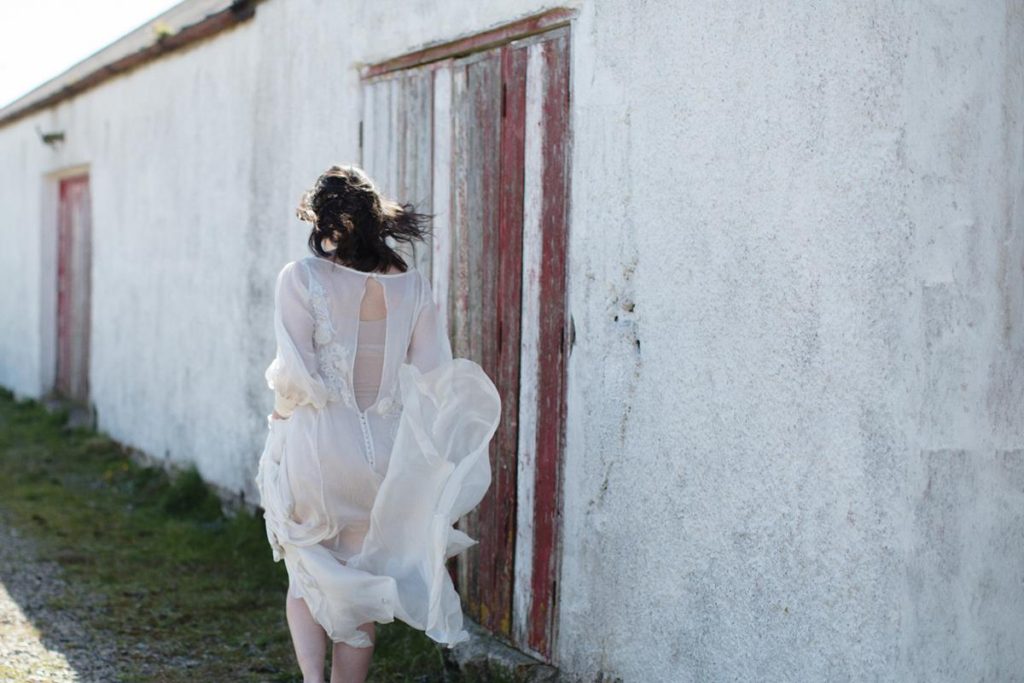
[353,316,387,412]
[273,255,451,409]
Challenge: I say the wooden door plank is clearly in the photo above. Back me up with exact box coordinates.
[404,70,434,273]
[362,78,388,204]
[451,46,512,636]
[360,80,373,174]
[449,63,472,362]
[512,36,546,653]
[430,61,454,322]
[74,177,92,402]
[386,75,415,267]
[385,75,401,200]
[56,180,72,397]
[528,27,570,659]
[495,40,527,645]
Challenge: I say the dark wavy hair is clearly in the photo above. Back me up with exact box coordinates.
[296,164,433,273]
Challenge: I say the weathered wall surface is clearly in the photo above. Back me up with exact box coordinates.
[0,18,264,495]
[0,115,43,396]
[0,0,1021,681]
[558,1,1024,681]
[0,0,558,498]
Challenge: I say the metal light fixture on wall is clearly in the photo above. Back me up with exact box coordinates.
[35,124,64,147]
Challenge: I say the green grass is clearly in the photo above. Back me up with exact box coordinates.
[0,388,449,682]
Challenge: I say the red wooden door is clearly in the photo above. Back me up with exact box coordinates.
[512,27,571,659]
[56,174,93,403]
[447,42,519,643]
[361,11,572,661]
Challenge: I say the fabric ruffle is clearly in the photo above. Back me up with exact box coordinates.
[254,357,500,648]
[264,317,329,418]
[264,262,330,418]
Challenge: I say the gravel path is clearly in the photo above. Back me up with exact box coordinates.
[0,509,122,683]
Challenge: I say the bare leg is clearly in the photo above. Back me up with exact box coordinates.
[329,622,376,683]
[286,592,328,683]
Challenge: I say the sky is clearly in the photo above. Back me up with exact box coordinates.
[0,0,184,109]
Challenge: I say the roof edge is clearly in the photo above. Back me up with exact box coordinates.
[0,0,261,130]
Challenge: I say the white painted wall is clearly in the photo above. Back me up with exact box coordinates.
[559,1,1024,681]
[0,17,264,496]
[0,1,1021,681]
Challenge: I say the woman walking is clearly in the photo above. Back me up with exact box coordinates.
[255,165,501,683]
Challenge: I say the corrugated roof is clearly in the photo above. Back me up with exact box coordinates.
[0,0,259,128]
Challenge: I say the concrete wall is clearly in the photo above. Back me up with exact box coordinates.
[559,1,1024,681]
[0,0,1021,681]
[0,16,264,495]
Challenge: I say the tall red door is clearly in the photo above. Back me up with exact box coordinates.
[55,174,93,403]
[360,11,572,661]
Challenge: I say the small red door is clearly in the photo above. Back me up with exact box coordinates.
[55,174,93,403]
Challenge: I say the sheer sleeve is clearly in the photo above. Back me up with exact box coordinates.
[264,260,329,418]
[405,271,453,374]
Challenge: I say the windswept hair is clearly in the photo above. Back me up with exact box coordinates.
[296,164,433,273]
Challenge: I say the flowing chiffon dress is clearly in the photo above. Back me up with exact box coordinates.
[254,255,501,649]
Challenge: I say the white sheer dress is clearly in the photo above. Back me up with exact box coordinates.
[254,255,501,649]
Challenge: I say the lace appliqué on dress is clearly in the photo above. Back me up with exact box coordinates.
[304,265,356,409]
[302,261,403,418]
[375,395,401,418]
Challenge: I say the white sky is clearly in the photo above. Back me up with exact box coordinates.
[0,0,185,109]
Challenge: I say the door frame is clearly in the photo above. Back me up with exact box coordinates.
[359,7,576,81]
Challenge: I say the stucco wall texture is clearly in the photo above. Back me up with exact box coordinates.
[0,1,1021,681]
[558,1,1024,681]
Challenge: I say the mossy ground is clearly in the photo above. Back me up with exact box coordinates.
[0,388,450,682]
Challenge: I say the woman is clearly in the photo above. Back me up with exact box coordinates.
[254,165,501,683]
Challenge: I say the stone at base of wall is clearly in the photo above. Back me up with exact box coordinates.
[442,616,560,682]
[42,394,96,432]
